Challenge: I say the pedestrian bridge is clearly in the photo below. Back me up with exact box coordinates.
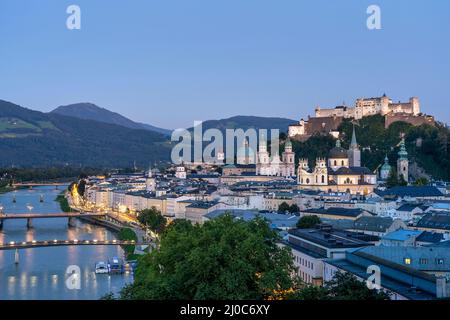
[0,212,105,220]
[0,239,140,250]
[12,182,68,187]
[0,212,106,229]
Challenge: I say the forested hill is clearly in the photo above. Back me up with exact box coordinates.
[290,115,450,181]
[0,100,172,168]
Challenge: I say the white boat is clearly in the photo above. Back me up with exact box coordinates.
[95,261,109,274]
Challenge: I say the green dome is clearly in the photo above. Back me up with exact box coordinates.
[381,155,391,172]
[285,137,292,148]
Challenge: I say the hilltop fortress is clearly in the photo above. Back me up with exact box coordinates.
[289,94,434,139]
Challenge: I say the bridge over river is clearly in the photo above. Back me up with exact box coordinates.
[0,212,106,229]
[0,239,145,264]
[0,239,139,250]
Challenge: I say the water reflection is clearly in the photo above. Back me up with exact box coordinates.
[0,186,132,300]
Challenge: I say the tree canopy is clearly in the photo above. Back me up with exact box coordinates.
[137,207,167,235]
[296,215,321,229]
[290,272,390,300]
[278,202,300,214]
[119,215,297,300]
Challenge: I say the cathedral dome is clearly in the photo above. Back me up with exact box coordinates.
[329,140,348,159]
[381,155,391,172]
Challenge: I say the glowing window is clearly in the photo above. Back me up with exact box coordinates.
[404,258,412,265]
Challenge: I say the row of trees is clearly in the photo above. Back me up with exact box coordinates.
[278,202,300,214]
[0,167,106,183]
[114,214,388,300]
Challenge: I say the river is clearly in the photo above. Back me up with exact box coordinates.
[0,186,133,300]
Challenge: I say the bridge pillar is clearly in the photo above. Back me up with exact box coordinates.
[26,218,33,229]
[14,249,19,264]
[68,217,76,227]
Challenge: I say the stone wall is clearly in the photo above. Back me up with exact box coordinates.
[385,113,435,128]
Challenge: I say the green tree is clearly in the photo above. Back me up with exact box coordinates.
[289,204,300,214]
[137,207,167,235]
[386,168,399,188]
[278,202,291,214]
[296,215,321,229]
[414,177,429,186]
[324,272,390,300]
[289,272,390,300]
[77,179,86,197]
[289,285,328,300]
[119,215,297,300]
[398,174,408,186]
[118,227,138,257]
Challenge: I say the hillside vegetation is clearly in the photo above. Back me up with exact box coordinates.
[0,100,171,168]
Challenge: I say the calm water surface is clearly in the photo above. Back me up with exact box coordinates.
[0,186,132,300]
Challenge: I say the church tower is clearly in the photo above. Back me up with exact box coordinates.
[397,138,409,182]
[146,166,156,192]
[237,138,255,164]
[348,125,361,167]
[256,134,270,175]
[281,137,295,177]
[380,155,392,181]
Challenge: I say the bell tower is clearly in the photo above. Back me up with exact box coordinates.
[397,138,409,183]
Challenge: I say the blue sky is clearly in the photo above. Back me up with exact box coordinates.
[0,0,449,129]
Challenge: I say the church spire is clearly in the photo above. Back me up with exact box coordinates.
[350,125,358,149]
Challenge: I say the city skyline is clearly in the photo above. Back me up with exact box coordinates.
[1,0,450,128]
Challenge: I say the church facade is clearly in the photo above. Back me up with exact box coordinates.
[297,128,377,195]
[256,137,296,177]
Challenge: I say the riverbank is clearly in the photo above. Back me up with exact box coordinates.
[0,185,133,300]
[0,185,14,194]
[55,193,71,212]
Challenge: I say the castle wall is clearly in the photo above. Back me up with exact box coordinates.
[385,114,435,128]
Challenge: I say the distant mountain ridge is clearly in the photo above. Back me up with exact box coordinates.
[0,99,171,167]
[0,100,298,168]
[191,115,297,133]
[51,103,171,135]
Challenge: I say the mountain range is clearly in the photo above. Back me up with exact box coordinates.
[51,103,171,135]
[0,100,171,168]
[0,99,296,168]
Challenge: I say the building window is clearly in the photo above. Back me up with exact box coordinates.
[404,258,412,265]
[321,175,325,183]
[334,160,337,166]
[436,258,445,265]
[341,160,344,166]
[419,258,428,265]
[306,178,310,184]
